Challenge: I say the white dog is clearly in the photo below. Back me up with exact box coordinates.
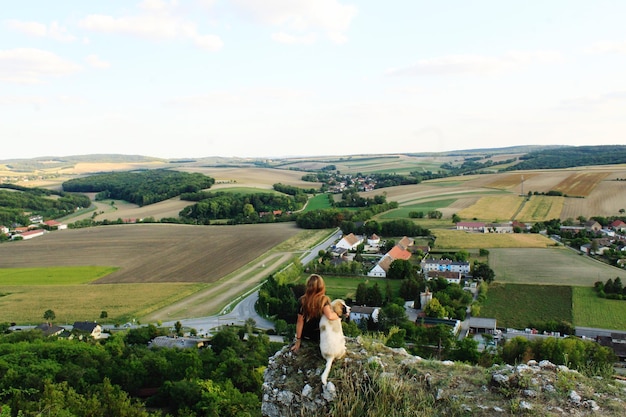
[319,299,350,385]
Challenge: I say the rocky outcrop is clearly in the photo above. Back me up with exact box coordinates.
[262,336,626,417]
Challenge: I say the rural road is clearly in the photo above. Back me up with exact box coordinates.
[152,228,343,334]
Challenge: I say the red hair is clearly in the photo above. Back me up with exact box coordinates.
[301,274,330,321]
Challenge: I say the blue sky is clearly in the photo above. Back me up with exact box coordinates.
[2,0,626,160]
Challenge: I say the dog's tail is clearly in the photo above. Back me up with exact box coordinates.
[320,357,334,386]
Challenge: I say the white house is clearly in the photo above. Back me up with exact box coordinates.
[14,229,45,240]
[72,322,106,339]
[335,233,364,250]
[421,258,470,274]
[485,222,513,233]
[350,306,380,324]
[368,256,392,277]
[367,234,380,247]
[426,270,462,285]
[456,222,486,233]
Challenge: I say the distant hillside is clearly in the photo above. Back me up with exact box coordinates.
[503,145,626,171]
[1,154,165,172]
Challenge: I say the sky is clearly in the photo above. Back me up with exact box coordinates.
[2,0,626,160]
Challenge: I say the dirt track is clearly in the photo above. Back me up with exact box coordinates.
[142,252,293,321]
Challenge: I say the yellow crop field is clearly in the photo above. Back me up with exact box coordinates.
[553,172,609,197]
[515,195,564,222]
[487,173,537,190]
[456,195,523,222]
[0,283,203,325]
[432,229,555,249]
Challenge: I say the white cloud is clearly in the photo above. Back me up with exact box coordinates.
[166,87,313,107]
[85,54,110,69]
[78,3,223,52]
[558,91,626,111]
[0,48,81,84]
[271,31,316,45]
[139,0,174,12]
[5,19,77,42]
[386,50,562,76]
[233,0,357,44]
[0,95,47,106]
[587,40,626,55]
[5,19,46,36]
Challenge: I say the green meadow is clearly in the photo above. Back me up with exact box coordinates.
[378,199,457,220]
[479,283,573,329]
[0,266,118,285]
[304,193,333,211]
[294,274,403,301]
[573,286,626,330]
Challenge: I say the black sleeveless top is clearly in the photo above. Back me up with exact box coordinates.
[297,297,329,342]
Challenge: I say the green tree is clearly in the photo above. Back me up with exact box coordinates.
[473,262,495,283]
[243,203,255,218]
[423,298,446,318]
[451,337,480,364]
[378,303,407,330]
[174,320,183,337]
[100,311,108,319]
[387,259,415,280]
[366,283,383,306]
[43,309,56,323]
[355,282,368,305]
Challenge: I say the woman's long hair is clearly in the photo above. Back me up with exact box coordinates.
[301,274,330,321]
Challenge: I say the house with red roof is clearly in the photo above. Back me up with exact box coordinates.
[456,222,486,233]
[368,240,412,277]
[13,229,45,240]
[611,219,626,232]
[43,220,67,230]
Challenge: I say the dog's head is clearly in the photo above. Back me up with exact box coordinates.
[331,299,351,318]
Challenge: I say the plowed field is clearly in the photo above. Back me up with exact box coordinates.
[0,223,300,284]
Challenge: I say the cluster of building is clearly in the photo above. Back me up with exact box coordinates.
[326,173,378,194]
[1,215,67,240]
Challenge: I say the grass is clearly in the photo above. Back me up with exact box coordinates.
[210,186,281,194]
[0,266,118,285]
[489,247,624,286]
[432,230,554,249]
[515,196,564,222]
[0,283,204,325]
[377,199,457,219]
[293,274,403,301]
[479,283,573,329]
[304,194,333,211]
[573,286,626,330]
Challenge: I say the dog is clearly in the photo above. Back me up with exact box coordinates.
[319,299,350,385]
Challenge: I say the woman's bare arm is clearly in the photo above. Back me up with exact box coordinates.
[290,314,305,352]
[322,303,339,320]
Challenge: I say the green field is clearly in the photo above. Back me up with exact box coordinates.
[378,199,457,219]
[489,247,624,286]
[0,266,118,285]
[573,286,626,330]
[304,193,333,211]
[294,274,403,301]
[211,187,282,195]
[479,283,573,329]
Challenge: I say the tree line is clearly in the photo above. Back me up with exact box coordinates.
[0,186,91,226]
[0,324,277,416]
[179,190,303,224]
[503,145,626,171]
[62,170,215,206]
